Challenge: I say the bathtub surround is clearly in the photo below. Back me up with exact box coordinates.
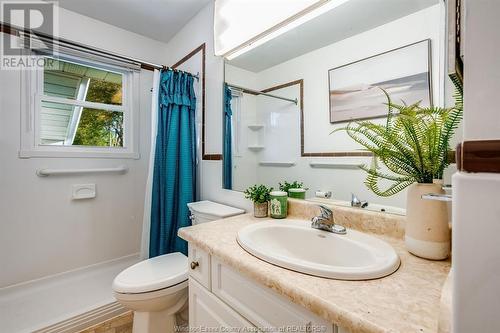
[0,255,139,333]
[178,199,451,333]
[150,69,198,257]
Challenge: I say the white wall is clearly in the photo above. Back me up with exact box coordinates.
[453,1,500,332]
[224,5,446,208]
[166,4,253,212]
[0,8,169,287]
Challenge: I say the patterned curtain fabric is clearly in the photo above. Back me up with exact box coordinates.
[223,83,233,190]
[150,69,197,257]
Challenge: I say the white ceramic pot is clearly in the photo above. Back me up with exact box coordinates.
[405,182,450,260]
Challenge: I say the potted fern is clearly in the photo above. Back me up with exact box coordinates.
[332,90,462,260]
[244,184,273,218]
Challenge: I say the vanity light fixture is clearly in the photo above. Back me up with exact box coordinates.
[225,0,352,60]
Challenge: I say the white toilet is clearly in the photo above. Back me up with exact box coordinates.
[113,200,245,333]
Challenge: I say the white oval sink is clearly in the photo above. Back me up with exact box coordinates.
[237,220,400,280]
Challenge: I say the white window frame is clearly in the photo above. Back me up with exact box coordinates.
[20,53,141,159]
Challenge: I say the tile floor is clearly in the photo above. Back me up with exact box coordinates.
[78,311,133,333]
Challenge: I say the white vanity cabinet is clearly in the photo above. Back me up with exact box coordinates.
[188,245,345,333]
[189,278,256,330]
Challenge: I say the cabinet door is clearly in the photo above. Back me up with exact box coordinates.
[211,258,334,333]
[188,244,211,289]
[189,277,256,330]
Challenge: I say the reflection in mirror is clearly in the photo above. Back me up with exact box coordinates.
[222,0,459,213]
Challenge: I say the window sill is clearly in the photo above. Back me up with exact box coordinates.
[19,149,140,159]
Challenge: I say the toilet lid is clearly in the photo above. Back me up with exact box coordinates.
[187,201,245,219]
[113,253,188,294]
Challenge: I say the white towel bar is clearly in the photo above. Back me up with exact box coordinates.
[36,165,128,177]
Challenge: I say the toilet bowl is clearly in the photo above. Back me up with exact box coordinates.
[113,201,245,333]
[113,253,188,333]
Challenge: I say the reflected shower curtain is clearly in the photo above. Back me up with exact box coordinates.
[150,69,197,257]
[223,83,232,189]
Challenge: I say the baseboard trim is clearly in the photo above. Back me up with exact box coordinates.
[33,302,128,333]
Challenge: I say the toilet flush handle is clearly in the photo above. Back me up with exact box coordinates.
[190,261,199,270]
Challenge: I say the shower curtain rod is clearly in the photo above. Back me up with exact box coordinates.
[227,84,298,105]
[0,23,199,80]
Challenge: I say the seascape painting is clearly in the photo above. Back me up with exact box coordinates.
[329,40,432,123]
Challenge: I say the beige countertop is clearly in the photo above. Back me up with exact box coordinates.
[438,270,453,333]
[178,202,451,333]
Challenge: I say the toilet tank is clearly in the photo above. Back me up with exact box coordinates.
[187,201,245,225]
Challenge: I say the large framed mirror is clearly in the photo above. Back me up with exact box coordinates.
[222,0,456,215]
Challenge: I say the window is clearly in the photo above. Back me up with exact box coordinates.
[21,53,140,158]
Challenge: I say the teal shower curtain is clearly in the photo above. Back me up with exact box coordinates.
[150,69,197,257]
[223,83,232,189]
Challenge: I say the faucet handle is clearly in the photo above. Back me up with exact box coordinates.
[318,205,332,219]
[351,193,361,206]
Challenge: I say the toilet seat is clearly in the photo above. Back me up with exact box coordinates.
[114,280,188,302]
[112,252,188,294]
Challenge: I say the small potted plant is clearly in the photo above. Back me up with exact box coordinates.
[332,89,462,260]
[279,181,308,199]
[244,184,273,218]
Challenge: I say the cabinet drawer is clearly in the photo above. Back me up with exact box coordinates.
[189,277,256,331]
[188,245,211,290]
[211,258,334,333]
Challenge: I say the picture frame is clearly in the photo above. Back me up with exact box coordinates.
[328,39,432,124]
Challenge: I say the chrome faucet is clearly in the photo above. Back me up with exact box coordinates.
[311,205,346,235]
[351,193,368,208]
[421,185,452,202]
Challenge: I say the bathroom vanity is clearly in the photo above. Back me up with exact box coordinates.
[178,200,451,333]
[188,245,338,333]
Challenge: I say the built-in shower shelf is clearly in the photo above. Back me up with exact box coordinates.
[247,124,265,130]
[259,161,296,167]
[248,145,265,151]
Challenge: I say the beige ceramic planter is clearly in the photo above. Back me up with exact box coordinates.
[253,202,268,218]
[405,182,450,260]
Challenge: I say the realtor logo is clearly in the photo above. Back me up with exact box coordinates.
[1,1,58,69]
